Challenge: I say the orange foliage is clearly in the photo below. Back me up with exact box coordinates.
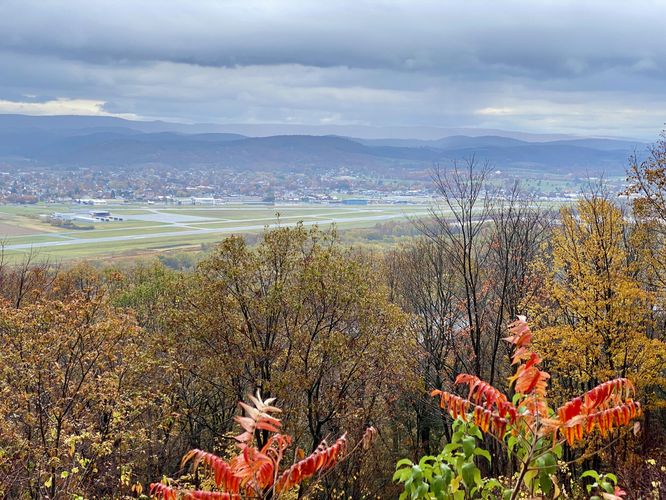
[275,435,347,493]
[150,391,372,499]
[431,317,641,447]
[555,378,641,445]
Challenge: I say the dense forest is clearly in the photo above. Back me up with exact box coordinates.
[1,136,665,499]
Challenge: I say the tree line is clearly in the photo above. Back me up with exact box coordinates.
[0,137,665,498]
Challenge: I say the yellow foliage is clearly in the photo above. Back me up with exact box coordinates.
[526,196,666,404]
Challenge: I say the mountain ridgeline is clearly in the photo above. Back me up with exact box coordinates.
[0,115,645,173]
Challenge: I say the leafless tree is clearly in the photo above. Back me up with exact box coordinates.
[0,247,59,308]
[487,182,553,386]
[386,238,463,453]
[418,158,494,380]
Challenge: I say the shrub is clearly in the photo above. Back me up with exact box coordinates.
[397,317,641,499]
[151,391,376,499]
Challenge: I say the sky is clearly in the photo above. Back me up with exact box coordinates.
[1,0,665,139]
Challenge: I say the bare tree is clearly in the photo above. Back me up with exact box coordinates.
[486,182,553,386]
[0,247,59,308]
[418,158,494,380]
[386,238,462,454]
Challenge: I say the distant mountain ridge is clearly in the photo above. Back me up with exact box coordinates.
[0,114,647,174]
[0,114,584,141]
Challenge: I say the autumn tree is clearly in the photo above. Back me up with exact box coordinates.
[485,183,552,387]
[626,130,666,223]
[398,163,550,469]
[417,163,551,388]
[419,160,494,383]
[0,247,59,308]
[626,130,666,346]
[112,261,215,482]
[151,391,377,499]
[144,225,417,497]
[0,266,161,497]
[400,317,643,499]
[526,194,665,406]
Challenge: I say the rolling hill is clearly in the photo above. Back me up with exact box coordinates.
[0,114,646,174]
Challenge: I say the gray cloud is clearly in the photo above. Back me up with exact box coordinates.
[0,0,665,137]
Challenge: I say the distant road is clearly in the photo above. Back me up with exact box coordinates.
[3,211,429,251]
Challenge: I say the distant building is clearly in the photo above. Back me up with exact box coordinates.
[342,199,368,205]
[48,210,123,223]
[49,212,96,223]
[191,197,220,205]
[77,198,108,205]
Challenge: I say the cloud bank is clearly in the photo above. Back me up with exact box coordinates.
[1,0,664,137]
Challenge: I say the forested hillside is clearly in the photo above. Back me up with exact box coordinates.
[0,114,641,173]
[0,139,665,498]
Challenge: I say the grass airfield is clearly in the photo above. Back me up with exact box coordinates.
[0,202,431,262]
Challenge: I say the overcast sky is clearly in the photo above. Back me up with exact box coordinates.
[1,0,665,138]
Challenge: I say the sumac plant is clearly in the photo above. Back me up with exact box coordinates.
[393,418,502,499]
[425,317,641,499]
[150,391,376,499]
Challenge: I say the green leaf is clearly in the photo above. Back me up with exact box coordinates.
[484,478,502,492]
[454,455,464,472]
[552,442,563,459]
[474,448,491,463]
[411,465,423,481]
[462,436,476,458]
[416,481,429,498]
[443,442,461,455]
[461,462,478,489]
[507,435,517,457]
[605,473,618,485]
[469,424,483,439]
[396,458,414,469]
[523,469,538,489]
[431,476,443,497]
[473,467,482,487]
[541,452,557,475]
[422,468,433,483]
[539,471,553,495]
[440,464,453,489]
[581,470,600,481]
[394,466,413,483]
[601,481,614,494]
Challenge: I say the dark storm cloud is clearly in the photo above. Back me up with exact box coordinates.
[0,0,665,137]
[2,1,664,78]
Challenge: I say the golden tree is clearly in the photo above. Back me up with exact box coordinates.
[146,225,416,496]
[526,195,666,401]
[0,269,159,497]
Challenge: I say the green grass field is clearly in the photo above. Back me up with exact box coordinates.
[0,199,573,263]
[0,202,431,263]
